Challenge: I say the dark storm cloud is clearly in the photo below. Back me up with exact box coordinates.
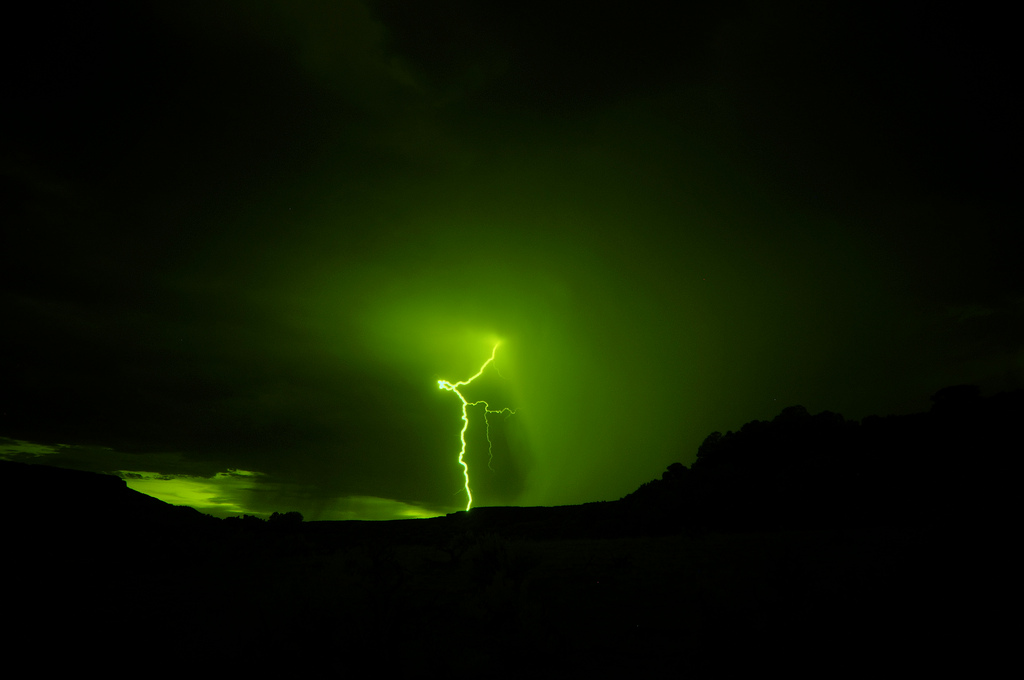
[373,2,729,112]
[0,438,215,479]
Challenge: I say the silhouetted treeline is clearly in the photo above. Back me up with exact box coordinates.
[623,385,1021,532]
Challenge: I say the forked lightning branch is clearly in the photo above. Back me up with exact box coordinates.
[437,343,516,511]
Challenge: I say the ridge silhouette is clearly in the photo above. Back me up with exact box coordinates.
[3,385,1011,675]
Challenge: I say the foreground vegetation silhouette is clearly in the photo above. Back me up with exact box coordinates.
[3,385,1015,674]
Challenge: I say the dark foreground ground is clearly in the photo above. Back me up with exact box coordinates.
[2,461,991,676]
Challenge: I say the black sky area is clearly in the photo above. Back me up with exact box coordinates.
[1,1,1019,520]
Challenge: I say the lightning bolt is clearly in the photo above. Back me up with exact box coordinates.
[437,343,516,511]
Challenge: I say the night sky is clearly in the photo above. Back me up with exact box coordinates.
[2,1,1019,520]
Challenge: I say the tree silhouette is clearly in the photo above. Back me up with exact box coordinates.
[624,386,1024,532]
[269,511,303,524]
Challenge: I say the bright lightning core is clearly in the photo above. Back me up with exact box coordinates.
[437,343,516,511]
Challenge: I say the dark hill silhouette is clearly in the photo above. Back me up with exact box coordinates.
[0,460,212,528]
[5,384,1016,541]
[2,385,1010,675]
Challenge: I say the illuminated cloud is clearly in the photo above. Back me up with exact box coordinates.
[311,495,446,521]
[115,469,267,518]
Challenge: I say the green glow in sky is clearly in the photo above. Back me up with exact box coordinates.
[1,2,1018,522]
[438,343,516,510]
